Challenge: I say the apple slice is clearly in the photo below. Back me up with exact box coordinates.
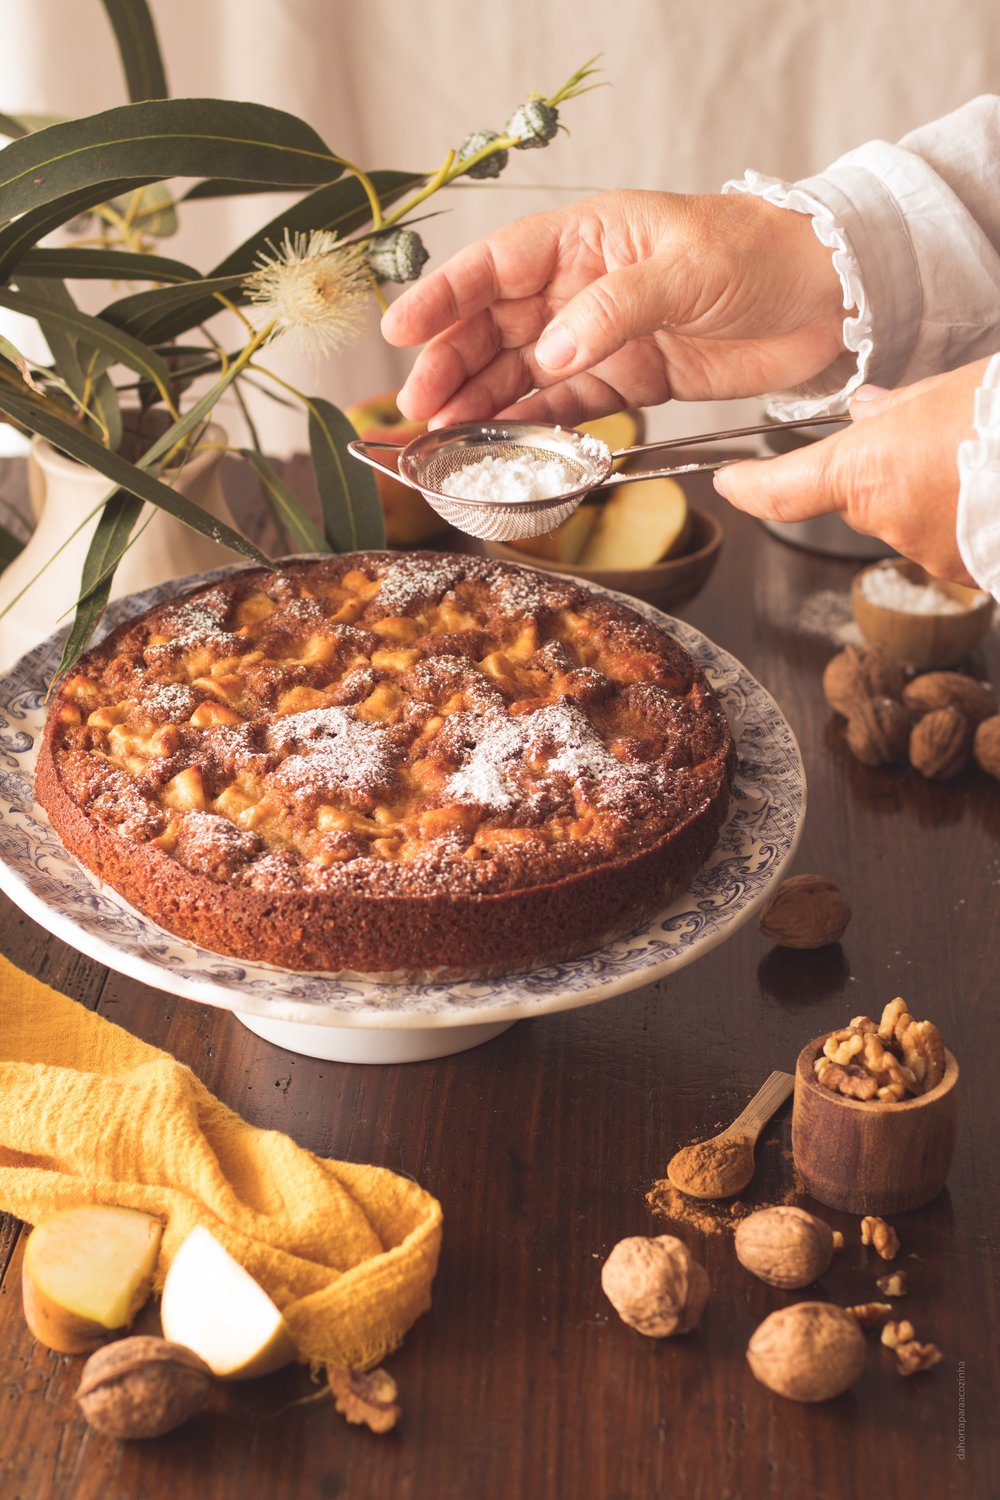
[579,476,690,569]
[160,1226,297,1380]
[508,504,599,563]
[22,1204,163,1354]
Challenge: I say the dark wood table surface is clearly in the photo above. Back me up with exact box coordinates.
[0,461,997,1500]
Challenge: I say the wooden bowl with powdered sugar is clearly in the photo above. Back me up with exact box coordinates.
[851,559,994,670]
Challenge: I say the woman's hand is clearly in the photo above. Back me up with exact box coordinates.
[381,189,846,428]
[714,359,990,583]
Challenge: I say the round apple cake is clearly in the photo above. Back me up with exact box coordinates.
[35,552,736,979]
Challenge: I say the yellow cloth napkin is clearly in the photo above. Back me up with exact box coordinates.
[0,955,442,1371]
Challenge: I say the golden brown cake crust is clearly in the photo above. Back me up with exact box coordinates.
[35,552,736,978]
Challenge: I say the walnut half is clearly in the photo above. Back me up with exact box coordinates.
[895,1340,943,1376]
[327,1365,401,1434]
[861,1216,900,1261]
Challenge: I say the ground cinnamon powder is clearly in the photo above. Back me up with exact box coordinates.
[647,1163,805,1235]
[668,1136,752,1197]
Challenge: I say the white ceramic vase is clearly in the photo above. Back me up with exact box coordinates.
[0,422,240,672]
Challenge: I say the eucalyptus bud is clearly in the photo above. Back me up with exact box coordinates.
[367,228,430,284]
[458,130,509,179]
[504,99,560,149]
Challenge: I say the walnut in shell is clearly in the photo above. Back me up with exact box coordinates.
[909,707,972,780]
[734,1206,835,1289]
[902,671,997,727]
[758,874,851,949]
[973,715,1000,780]
[76,1336,214,1440]
[845,697,911,767]
[822,645,905,717]
[746,1302,867,1402]
[601,1234,709,1337]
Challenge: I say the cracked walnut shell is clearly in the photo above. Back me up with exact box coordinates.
[746,1302,867,1402]
[734,1207,835,1289]
[601,1234,709,1337]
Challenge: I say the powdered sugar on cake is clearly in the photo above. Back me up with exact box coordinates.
[269,707,399,799]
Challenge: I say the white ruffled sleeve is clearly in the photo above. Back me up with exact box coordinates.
[722,95,1000,421]
[957,354,1000,603]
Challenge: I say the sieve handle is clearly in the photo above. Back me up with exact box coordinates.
[601,455,744,486]
[605,412,849,484]
[347,438,420,490]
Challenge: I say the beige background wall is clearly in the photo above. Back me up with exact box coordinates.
[2,0,999,449]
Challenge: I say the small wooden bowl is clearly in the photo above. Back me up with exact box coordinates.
[851,559,994,669]
[792,1036,959,1215]
[483,505,723,612]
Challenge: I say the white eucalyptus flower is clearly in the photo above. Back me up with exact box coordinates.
[242,229,374,359]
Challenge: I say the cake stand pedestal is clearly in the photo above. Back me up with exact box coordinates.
[235,1012,516,1064]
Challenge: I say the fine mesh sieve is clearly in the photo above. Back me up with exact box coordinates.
[348,414,847,543]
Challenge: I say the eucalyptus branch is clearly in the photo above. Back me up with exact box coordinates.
[380,55,604,231]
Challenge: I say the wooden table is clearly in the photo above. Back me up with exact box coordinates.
[1,468,997,1500]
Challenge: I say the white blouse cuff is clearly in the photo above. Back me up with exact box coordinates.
[957,353,1000,603]
[722,170,874,420]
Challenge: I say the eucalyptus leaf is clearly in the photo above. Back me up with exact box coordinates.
[0,113,29,141]
[0,286,173,396]
[99,272,248,343]
[101,0,169,103]
[54,571,114,680]
[0,177,156,279]
[182,178,325,201]
[0,332,44,393]
[0,112,64,140]
[62,484,145,620]
[12,278,96,434]
[238,449,327,555]
[0,99,345,228]
[92,371,123,452]
[0,386,272,569]
[308,397,385,553]
[52,495,149,676]
[16,246,199,282]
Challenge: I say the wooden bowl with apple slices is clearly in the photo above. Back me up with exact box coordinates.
[482,419,728,612]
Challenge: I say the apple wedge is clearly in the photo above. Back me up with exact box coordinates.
[507,504,599,563]
[160,1226,297,1380]
[22,1204,163,1354]
[579,476,690,569]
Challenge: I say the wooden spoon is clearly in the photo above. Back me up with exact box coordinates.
[666,1070,795,1199]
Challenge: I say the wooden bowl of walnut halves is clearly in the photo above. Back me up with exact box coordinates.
[792,998,958,1215]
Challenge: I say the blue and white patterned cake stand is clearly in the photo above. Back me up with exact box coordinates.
[0,569,805,1064]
